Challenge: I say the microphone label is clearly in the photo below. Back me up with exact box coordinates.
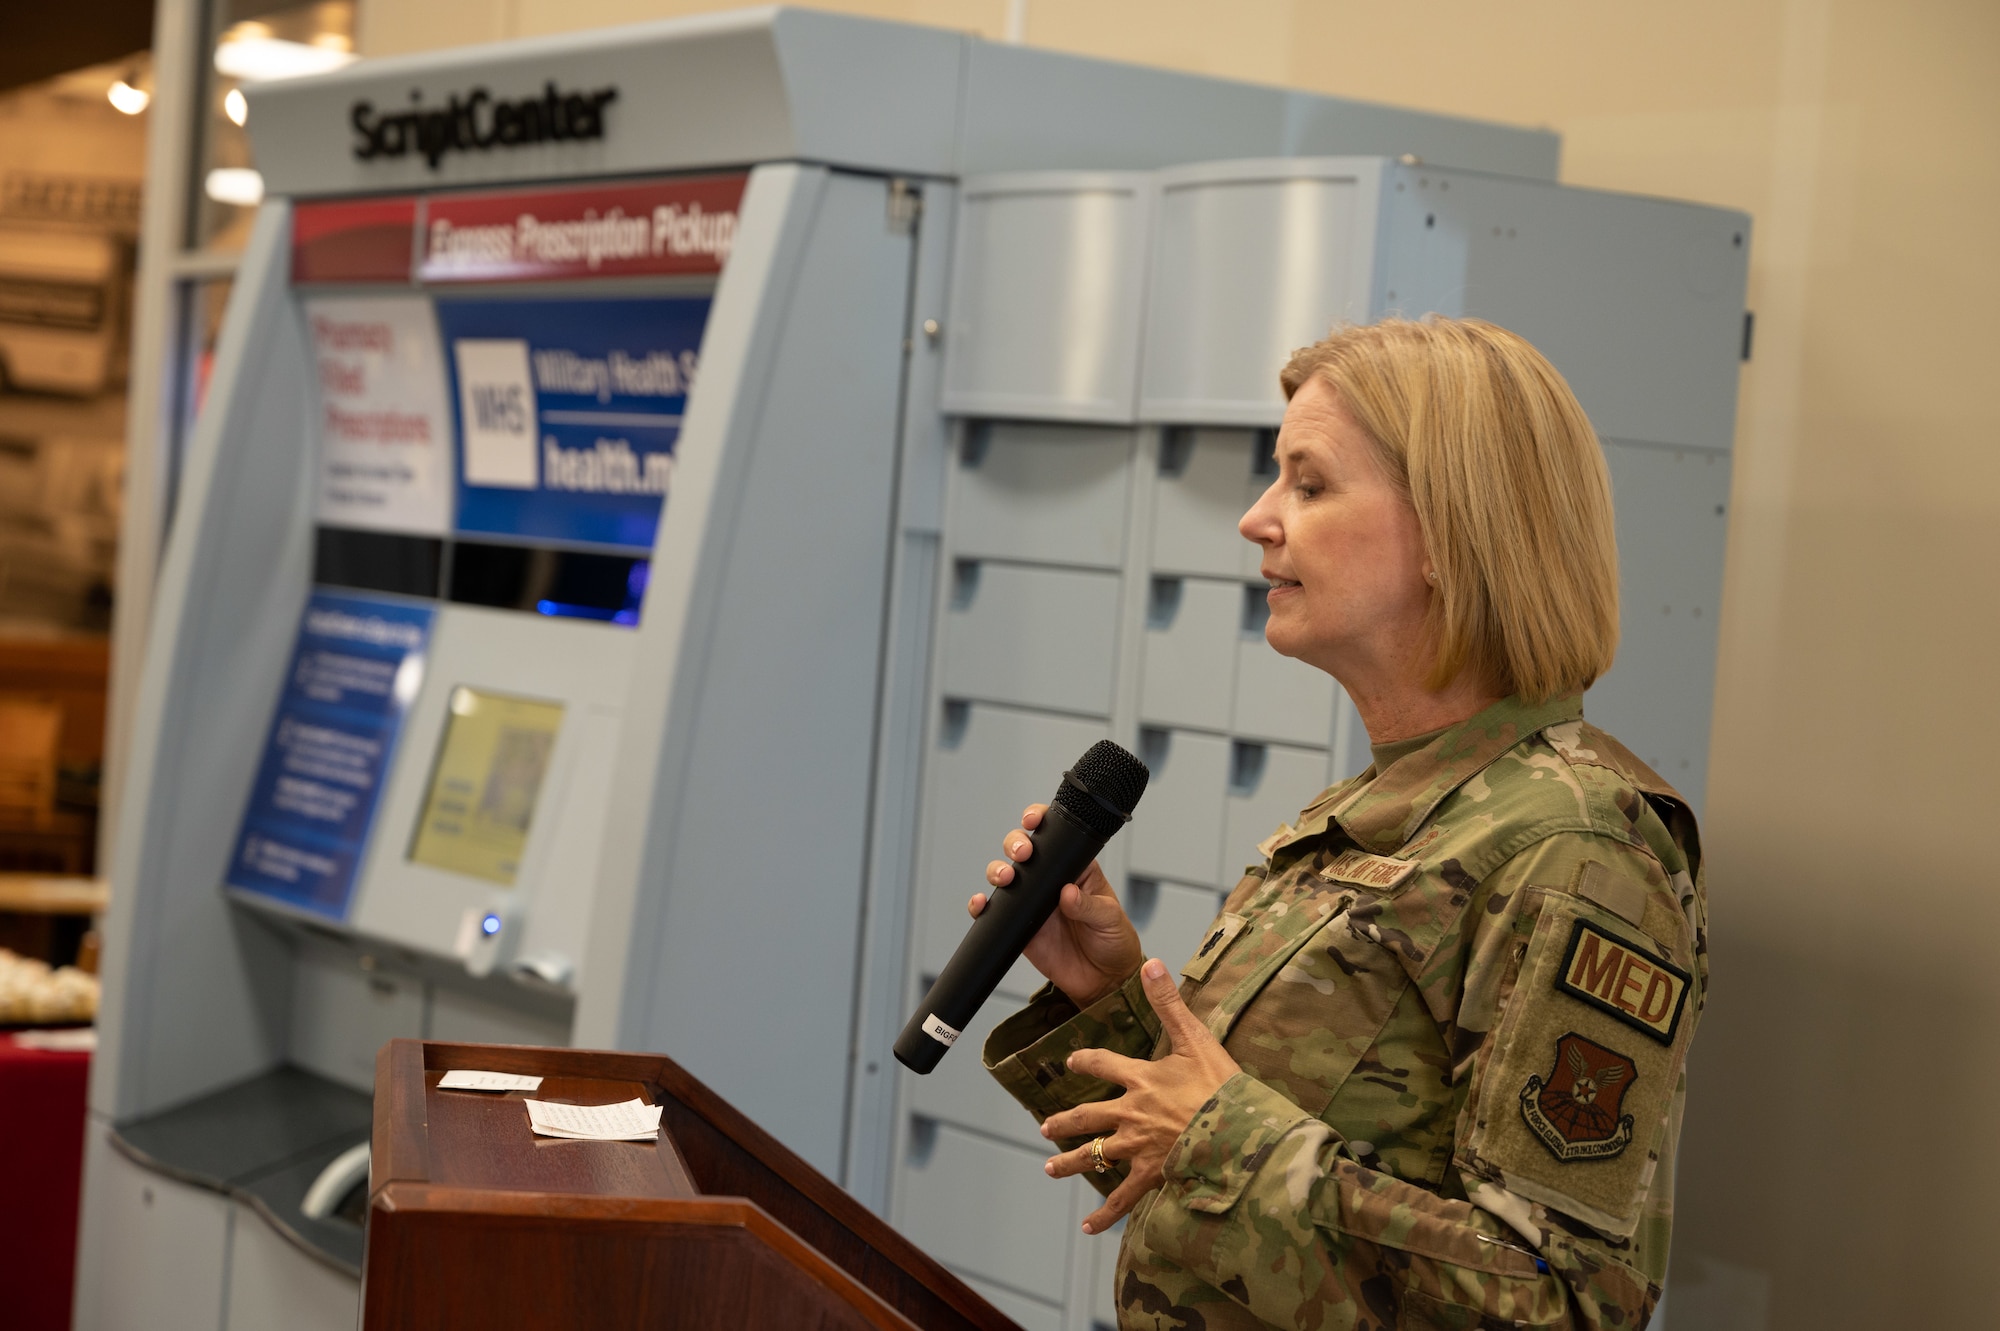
[921,1013,962,1047]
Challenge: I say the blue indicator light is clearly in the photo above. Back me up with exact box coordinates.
[481,912,502,937]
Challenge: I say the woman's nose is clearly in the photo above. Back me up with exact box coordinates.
[1239,482,1282,546]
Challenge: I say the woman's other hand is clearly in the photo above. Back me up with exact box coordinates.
[969,803,1142,1008]
[1038,959,1243,1234]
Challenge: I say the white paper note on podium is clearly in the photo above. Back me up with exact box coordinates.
[524,1097,662,1141]
[439,1069,544,1093]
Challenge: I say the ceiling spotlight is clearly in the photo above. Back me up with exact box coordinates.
[214,36,356,83]
[204,168,265,208]
[108,78,150,115]
[224,88,248,126]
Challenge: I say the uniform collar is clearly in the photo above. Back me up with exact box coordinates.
[1280,693,1584,857]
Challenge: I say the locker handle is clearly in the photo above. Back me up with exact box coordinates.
[1241,584,1271,635]
[1229,741,1268,797]
[906,1115,939,1166]
[960,424,991,469]
[1124,876,1161,930]
[939,699,971,749]
[1251,428,1279,478]
[950,558,981,609]
[1138,726,1171,773]
[1147,576,1184,630]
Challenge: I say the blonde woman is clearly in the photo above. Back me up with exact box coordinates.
[973,319,1704,1329]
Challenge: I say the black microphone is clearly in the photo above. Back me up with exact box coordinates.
[894,740,1150,1074]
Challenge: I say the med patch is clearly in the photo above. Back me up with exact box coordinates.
[1520,1033,1637,1162]
[1555,918,1691,1045]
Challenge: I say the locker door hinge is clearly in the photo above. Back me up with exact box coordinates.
[888,177,922,234]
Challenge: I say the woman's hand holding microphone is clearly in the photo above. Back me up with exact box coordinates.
[970,802,1143,1008]
[971,804,1241,1235]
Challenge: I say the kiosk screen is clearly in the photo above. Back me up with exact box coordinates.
[409,686,565,885]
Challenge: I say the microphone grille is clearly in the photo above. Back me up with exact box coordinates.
[1053,740,1150,838]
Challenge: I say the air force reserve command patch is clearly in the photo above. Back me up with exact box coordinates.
[1554,918,1691,1045]
[1520,1033,1638,1161]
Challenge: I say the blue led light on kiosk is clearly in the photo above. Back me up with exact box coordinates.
[481,912,502,937]
[532,559,649,626]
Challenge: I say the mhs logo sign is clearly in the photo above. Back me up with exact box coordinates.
[351,82,618,170]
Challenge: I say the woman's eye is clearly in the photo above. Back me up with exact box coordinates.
[1295,479,1322,499]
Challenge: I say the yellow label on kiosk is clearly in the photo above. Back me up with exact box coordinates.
[409,687,564,885]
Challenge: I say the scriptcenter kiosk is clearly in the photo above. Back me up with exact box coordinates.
[76,9,1749,1329]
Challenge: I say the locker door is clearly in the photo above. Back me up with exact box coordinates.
[903,991,1052,1154]
[1123,876,1228,970]
[898,1122,1078,1303]
[943,561,1122,716]
[949,423,1134,570]
[1233,588,1340,748]
[1137,576,1239,732]
[1223,742,1334,870]
[1127,728,1229,888]
[915,703,1114,992]
[1150,428,1268,579]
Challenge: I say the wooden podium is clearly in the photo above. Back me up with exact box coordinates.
[365,1040,1019,1330]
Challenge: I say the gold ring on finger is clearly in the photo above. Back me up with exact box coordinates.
[1089,1137,1110,1174]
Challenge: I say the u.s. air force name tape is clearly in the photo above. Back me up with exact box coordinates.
[921,1013,962,1046]
[1319,848,1419,890]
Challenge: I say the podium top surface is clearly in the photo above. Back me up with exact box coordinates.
[404,1065,698,1198]
[369,1040,1017,1331]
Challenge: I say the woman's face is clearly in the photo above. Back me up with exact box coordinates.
[1238,376,1434,680]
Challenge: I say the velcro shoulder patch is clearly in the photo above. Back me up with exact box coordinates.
[1573,860,1647,926]
[1555,919,1691,1046]
[1319,848,1419,891]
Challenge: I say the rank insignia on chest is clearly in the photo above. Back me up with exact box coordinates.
[1318,848,1418,891]
[1520,1033,1637,1162]
[1555,919,1691,1045]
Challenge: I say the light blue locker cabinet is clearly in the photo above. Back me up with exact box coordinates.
[896,152,1744,1331]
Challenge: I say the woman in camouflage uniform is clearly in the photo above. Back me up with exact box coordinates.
[972,318,1705,1330]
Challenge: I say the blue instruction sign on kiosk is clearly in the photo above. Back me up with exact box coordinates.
[227,591,434,919]
[436,296,711,550]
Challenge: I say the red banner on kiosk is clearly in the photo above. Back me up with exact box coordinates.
[418,174,748,284]
[293,196,418,284]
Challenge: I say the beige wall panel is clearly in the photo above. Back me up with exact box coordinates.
[359,0,520,58]
[364,0,1007,53]
[1025,0,1298,85]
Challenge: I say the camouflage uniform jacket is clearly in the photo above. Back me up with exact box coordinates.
[983,693,1706,1330]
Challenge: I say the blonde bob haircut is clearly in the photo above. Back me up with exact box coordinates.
[1279,317,1618,703]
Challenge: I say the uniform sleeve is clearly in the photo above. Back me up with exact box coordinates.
[982,969,1162,1196]
[1135,834,1689,1329]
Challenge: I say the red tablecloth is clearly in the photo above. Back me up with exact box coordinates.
[0,1034,90,1331]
